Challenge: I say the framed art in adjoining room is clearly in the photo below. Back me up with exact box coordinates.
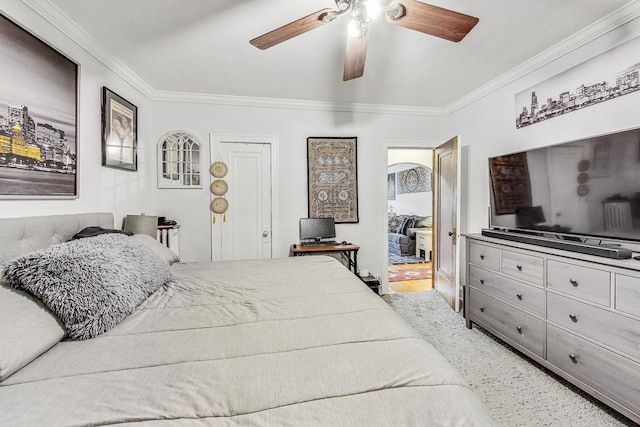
[307,136,358,223]
[0,13,78,199]
[388,173,396,200]
[101,86,137,171]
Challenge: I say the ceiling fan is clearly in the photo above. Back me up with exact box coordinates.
[250,0,479,81]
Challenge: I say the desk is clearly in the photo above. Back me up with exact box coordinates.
[291,243,360,274]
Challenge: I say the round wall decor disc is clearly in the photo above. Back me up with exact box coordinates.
[210,161,228,177]
[577,184,589,197]
[210,179,228,196]
[577,160,591,172]
[577,173,589,184]
[211,197,228,214]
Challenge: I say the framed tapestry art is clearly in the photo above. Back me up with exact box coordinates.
[102,87,137,171]
[307,137,358,223]
[397,166,432,194]
[489,152,532,215]
[0,14,78,199]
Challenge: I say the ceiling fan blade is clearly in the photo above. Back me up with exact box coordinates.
[250,8,334,50]
[386,0,478,42]
[343,27,370,81]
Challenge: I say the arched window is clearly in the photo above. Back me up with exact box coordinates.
[157,131,202,188]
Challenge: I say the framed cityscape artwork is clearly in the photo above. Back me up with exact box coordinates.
[101,86,137,171]
[307,137,358,223]
[0,13,78,199]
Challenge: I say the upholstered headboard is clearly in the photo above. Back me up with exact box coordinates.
[0,212,114,265]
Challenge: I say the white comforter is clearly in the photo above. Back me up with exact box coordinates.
[0,256,495,426]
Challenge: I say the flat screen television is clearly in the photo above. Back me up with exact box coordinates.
[488,126,640,245]
[299,217,336,242]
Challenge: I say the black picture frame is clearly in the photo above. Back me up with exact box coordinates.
[0,13,78,199]
[101,86,137,171]
[307,136,358,223]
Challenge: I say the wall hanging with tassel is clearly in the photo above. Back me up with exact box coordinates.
[210,159,229,224]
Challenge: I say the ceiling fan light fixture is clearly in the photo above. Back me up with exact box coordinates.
[335,0,351,11]
[364,1,382,19]
[348,18,365,38]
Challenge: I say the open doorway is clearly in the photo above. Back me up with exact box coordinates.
[386,148,433,293]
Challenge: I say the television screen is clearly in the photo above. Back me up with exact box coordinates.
[489,127,640,243]
[299,218,336,241]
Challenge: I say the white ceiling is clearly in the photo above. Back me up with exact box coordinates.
[47,0,635,110]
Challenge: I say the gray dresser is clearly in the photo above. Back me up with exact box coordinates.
[464,233,640,424]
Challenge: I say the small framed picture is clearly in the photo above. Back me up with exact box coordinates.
[101,87,137,171]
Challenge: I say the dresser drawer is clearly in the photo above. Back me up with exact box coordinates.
[616,274,640,318]
[547,293,640,361]
[547,324,640,417]
[469,288,545,357]
[468,242,500,272]
[547,260,611,306]
[469,265,544,317]
[501,250,544,286]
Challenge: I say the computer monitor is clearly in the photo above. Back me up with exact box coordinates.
[299,218,336,242]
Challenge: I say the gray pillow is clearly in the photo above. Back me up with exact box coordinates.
[2,234,172,340]
[129,234,180,264]
[0,281,64,380]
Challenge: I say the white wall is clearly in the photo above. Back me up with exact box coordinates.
[387,149,433,217]
[152,100,446,278]
[0,3,155,227]
[446,16,640,236]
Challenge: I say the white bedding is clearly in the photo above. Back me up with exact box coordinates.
[1,251,495,425]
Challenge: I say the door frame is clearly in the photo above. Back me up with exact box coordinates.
[380,139,441,294]
[209,134,280,260]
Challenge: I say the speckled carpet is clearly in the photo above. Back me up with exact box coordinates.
[383,290,637,427]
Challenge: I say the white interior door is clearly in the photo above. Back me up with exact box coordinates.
[433,136,460,310]
[211,140,272,261]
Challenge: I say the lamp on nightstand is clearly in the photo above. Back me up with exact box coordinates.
[123,213,158,238]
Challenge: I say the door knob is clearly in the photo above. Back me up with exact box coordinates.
[448,231,454,236]
[262,230,269,237]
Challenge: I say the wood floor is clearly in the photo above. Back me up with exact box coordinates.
[388,262,433,293]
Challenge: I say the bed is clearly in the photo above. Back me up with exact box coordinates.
[0,212,495,426]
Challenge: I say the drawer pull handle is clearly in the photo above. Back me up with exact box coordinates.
[516,293,523,300]
[569,354,578,364]
[480,279,485,285]
[480,254,485,260]
[480,306,485,312]
[569,278,578,287]
[516,326,522,334]
[569,314,578,322]
[516,265,523,271]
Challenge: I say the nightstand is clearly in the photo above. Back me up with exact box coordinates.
[415,229,432,260]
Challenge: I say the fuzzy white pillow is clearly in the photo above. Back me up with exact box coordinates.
[3,234,172,340]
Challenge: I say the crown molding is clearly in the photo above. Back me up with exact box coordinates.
[148,89,444,116]
[442,0,640,115]
[21,0,156,98]
[21,0,640,118]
